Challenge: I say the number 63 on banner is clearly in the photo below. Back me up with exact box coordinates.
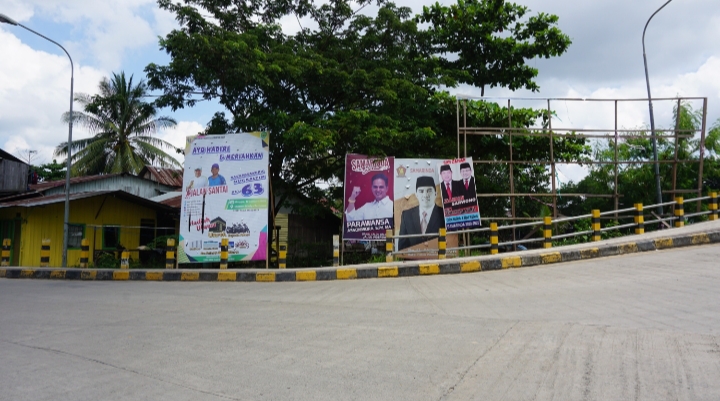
[241,183,264,197]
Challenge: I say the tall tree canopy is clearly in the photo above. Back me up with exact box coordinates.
[146,0,572,213]
[58,72,180,176]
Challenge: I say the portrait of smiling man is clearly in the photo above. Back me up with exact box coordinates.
[207,163,227,187]
[455,162,477,200]
[345,173,393,221]
[187,167,208,190]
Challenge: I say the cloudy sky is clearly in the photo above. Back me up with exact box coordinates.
[1,0,719,182]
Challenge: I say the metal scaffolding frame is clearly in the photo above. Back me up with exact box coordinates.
[457,96,708,247]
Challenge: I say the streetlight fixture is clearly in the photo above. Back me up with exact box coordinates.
[1,13,74,266]
[642,0,673,219]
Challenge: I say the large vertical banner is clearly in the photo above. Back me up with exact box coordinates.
[343,154,394,240]
[438,157,482,231]
[393,159,457,258]
[179,132,269,263]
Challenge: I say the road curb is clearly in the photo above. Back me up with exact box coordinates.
[2,229,719,283]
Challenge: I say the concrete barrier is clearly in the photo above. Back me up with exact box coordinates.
[2,220,720,283]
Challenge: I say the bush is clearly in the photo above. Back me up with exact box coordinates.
[146,234,180,249]
[95,252,120,269]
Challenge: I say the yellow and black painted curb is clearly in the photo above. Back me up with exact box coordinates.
[2,231,719,283]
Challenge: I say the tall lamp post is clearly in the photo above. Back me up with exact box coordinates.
[642,0,672,218]
[1,13,74,266]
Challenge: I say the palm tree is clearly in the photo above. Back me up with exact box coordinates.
[56,71,180,176]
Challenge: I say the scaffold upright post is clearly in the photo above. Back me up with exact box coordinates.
[385,229,393,263]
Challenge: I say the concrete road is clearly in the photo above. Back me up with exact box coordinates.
[2,244,720,401]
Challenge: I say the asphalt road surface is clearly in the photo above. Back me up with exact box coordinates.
[2,244,720,401]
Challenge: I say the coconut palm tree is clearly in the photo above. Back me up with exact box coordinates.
[56,71,180,176]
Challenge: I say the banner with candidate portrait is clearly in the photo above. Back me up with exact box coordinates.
[393,159,458,258]
[343,154,394,240]
[438,157,481,231]
[179,132,270,263]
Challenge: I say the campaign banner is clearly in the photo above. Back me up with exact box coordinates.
[438,157,482,231]
[393,159,457,258]
[343,154,394,240]
[179,132,269,263]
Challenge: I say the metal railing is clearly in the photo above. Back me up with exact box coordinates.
[385,192,719,260]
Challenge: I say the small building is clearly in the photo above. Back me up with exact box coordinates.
[272,191,341,267]
[209,217,226,233]
[0,149,30,196]
[0,190,177,267]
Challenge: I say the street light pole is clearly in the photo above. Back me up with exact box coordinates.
[642,0,672,219]
[1,13,74,266]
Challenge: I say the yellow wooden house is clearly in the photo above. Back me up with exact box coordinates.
[0,190,177,267]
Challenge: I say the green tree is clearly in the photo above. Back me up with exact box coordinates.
[559,101,720,218]
[57,71,180,176]
[31,159,66,182]
[146,0,572,214]
[705,118,720,189]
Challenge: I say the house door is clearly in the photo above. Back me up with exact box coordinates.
[0,219,20,266]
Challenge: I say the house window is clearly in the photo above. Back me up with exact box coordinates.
[139,219,155,247]
[103,226,120,249]
[68,224,85,249]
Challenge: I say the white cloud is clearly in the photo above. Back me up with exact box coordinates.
[158,121,206,165]
[1,0,34,22]
[0,29,106,165]
[562,56,720,133]
[2,0,719,182]
[152,7,180,37]
[476,54,720,184]
[5,0,159,70]
[556,164,587,185]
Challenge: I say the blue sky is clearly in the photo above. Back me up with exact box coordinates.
[1,0,719,183]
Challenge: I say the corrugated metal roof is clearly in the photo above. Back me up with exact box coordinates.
[141,167,183,188]
[0,190,177,212]
[0,148,26,164]
[149,191,181,203]
[159,194,182,209]
[149,191,182,210]
[29,174,122,192]
[0,191,42,203]
[0,191,114,208]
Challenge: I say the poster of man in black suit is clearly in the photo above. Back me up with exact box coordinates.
[398,176,445,250]
[454,162,477,201]
[439,164,463,202]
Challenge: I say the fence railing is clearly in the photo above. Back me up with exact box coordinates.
[386,192,719,260]
[4,193,717,267]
